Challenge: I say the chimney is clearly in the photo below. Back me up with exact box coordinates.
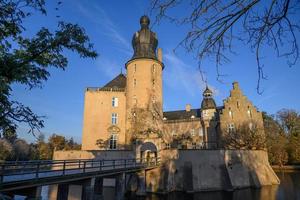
[233,82,239,89]
[158,48,162,62]
[185,104,191,112]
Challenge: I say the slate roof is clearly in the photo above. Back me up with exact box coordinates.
[163,106,224,121]
[163,109,201,121]
[101,74,126,91]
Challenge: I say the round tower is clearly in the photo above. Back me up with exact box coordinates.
[125,16,164,145]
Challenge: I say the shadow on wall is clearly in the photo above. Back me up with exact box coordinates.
[137,149,280,194]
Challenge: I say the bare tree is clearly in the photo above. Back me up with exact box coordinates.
[150,0,299,93]
[222,121,266,150]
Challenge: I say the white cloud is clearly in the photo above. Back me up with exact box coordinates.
[76,3,132,55]
[95,57,122,79]
[164,51,219,97]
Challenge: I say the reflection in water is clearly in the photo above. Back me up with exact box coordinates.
[125,171,300,200]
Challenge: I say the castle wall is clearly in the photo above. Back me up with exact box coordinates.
[145,150,279,192]
[163,119,203,149]
[52,150,135,160]
[82,89,126,150]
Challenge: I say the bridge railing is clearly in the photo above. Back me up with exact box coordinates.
[0,157,160,184]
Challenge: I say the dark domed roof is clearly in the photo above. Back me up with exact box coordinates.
[201,98,217,109]
[131,16,158,60]
[201,86,216,109]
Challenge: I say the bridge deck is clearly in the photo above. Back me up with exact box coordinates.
[0,158,159,192]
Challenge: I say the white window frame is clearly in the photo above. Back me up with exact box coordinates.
[165,143,170,149]
[109,134,117,149]
[228,123,235,133]
[112,97,118,107]
[111,113,118,125]
[191,129,195,136]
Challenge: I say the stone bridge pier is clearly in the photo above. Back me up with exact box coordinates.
[48,173,131,200]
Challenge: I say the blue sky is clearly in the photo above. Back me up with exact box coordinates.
[12,0,300,143]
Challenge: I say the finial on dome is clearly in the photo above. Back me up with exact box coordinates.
[140,15,150,29]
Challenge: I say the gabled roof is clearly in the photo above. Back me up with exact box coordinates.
[101,74,126,90]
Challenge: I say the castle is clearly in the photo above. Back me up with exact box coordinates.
[81,15,264,160]
[49,16,279,196]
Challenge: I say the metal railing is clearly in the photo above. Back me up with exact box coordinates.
[0,157,160,184]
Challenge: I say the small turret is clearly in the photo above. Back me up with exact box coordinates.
[201,86,216,110]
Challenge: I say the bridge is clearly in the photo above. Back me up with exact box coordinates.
[0,158,160,199]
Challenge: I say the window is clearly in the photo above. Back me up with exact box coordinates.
[192,143,197,149]
[134,79,137,87]
[152,96,156,103]
[152,64,156,73]
[229,109,233,119]
[203,110,208,117]
[152,79,155,87]
[228,123,235,133]
[172,130,177,137]
[133,96,137,105]
[109,134,117,149]
[111,113,118,124]
[165,143,170,149]
[249,122,253,130]
[199,128,204,136]
[191,129,195,136]
[134,64,137,73]
[112,97,118,107]
[237,101,240,108]
[247,107,252,118]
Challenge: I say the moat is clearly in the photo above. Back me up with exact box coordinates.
[125,171,300,200]
[12,171,299,199]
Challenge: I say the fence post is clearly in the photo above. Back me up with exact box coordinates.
[124,159,126,168]
[63,160,66,175]
[78,160,81,169]
[36,162,40,178]
[113,160,115,169]
[0,164,4,183]
[99,160,102,171]
[83,161,86,173]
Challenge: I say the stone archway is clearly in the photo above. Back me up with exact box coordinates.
[139,142,158,163]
